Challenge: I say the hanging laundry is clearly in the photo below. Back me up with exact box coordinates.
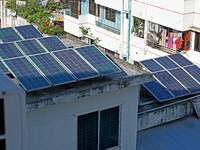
[168,37,173,48]
[167,32,170,37]
[175,38,182,49]
[162,29,167,46]
[187,41,190,48]
[170,32,173,37]
[159,38,162,45]
[173,33,177,38]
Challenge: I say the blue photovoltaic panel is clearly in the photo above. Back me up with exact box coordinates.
[155,56,179,70]
[52,49,99,80]
[75,45,121,75]
[169,68,200,94]
[0,27,22,42]
[0,61,8,73]
[154,71,190,97]
[140,59,164,73]
[4,57,51,91]
[184,65,200,83]
[29,53,76,85]
[168,53,193,67]
[0,43,23,59]
[143,78,174,102]
[15,25,43,39]
[16,39,46,55]
[38,36,67,52]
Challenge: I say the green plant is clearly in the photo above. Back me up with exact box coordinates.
[134,17,141,35]
[47,1,58,11]
[92,37,101,48]
[79,26,91,36]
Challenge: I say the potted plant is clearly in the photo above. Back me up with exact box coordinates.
[134,17,141,36]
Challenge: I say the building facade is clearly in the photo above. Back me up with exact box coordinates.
[63,0,200,65]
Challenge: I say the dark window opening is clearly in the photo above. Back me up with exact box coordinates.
[0,139,6,150]
[0,99,5,135]
[106,7,116,22]
[195,32,200,52]
[89,0,99,16]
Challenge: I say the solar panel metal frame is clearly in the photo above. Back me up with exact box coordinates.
[0,27,23,43]
[0,42,24,59]
[3,56,51,91]
[28,53,77,86]
[75,45,122,76]
[154,70,190,98]
[37,36,68,52]
[169,67,200,94]
[15,25,43,39]
[140,59,165,73]
[167,53,193,67]
[15,38,48,56]
[51,49,100,81]
[143,78,175,102]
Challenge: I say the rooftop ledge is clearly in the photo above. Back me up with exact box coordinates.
[26,52,152,111]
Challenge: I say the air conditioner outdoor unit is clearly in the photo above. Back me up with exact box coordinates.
[0,71,27,150]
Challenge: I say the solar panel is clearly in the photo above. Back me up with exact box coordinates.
[154,71,190,97]
[0,27,22,42]
[75,45,121,75]
[168,53,193,67]
[29,53,76,86]
[3,57,51,91]
[0,60,8,73]
[52,49,99,80]
[16,39,46,55]
[169,68,200,94]
[0,43,23,59]
[37,36,67,52]
[143,78,174,102]
[15,25,43,39]
[184,65,200,83]
[140,59,164,73]
[155,56,179,70]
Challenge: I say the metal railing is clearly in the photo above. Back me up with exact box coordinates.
[65,9,78,19]
[146,40,177,54]
[95,21,120,35]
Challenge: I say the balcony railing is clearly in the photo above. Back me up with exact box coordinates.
[65,9,78,19]
[146,40,177,54]
[96,21,120,35]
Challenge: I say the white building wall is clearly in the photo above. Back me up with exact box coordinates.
[95,0,121,11]
[194,0,200,28]
[27,86,139,150]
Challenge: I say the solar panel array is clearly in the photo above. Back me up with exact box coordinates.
[52,49,100,80]
[0,43,23,59]
[16,39,47,55]
[0,25,121,91]
[15,25,43,39]
[140,53,200,102]
[4,57,51,91]
[29,53,76,85]
[38,36,67,52]
[75,45,121,76]
[0,27,22,42]
[0,61,8,73]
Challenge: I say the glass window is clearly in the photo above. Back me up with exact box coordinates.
[195,32,200,52]
[89,0,99,16]
[106,8,116,22]
[78,107,119,150]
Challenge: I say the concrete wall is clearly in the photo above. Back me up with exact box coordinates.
[95,0,121,11]
[27,85,139,150]
[137,97,198,131]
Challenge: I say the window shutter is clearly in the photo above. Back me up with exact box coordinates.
[99,107,119,150]
[78,112,98,150]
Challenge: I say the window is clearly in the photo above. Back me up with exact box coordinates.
[0,139,6,150]
[106,8,116,22]
[0,99,5,135]
[132,17,145,38]
[78,107,119,150]
[89,0,99,16]
[195,32,200,52]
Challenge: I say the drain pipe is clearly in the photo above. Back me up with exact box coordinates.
[126,0,132,62]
